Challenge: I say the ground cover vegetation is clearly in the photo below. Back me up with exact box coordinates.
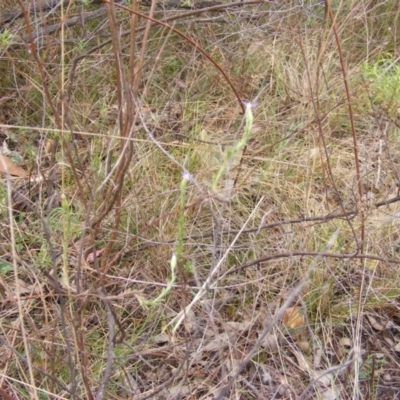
[0,0,400,398]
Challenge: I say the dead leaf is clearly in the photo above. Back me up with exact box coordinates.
[226,321,250,331]
[249,363,274,386]
[321,388,340,400]
[260,332,279,351]
[152,333,170,345]
[311,367,343,387]
[202,332,230,352]
[292,349,310,371]
[86,248,104,263]
[393,340,400,352]
[167,384,191,399]
[366,314,393,331]
[283,306,305,329]
[339,337,352,348]
[11,278,33,295]
[384,336,395,347]
[247,39,266,55]
[0,153,27,177]
[174,78,186,89]
[298,340,311,354]
[183,309,197,333]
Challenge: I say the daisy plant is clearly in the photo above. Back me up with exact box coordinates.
[212,101,256,191]
[138,170,192,309]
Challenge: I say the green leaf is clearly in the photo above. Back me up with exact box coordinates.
[0,262,13,275]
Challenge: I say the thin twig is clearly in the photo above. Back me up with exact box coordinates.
[165,196,265,333]
[95,299,116,400]
[214,231,340,399]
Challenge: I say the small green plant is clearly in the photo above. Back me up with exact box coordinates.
[163,57,183,76]
[212,101,255,191]
[138,252,177,309]
[137,171,191,308]
[0,261,13,274]
[361,54,400,115]
[176,170,191,262]
[0,29,17,49]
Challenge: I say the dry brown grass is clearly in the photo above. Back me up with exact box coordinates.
[1,0,400,399]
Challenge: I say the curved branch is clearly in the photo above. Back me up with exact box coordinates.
[104,0,244,111]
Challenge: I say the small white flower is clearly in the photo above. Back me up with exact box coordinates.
[242,100,258,110]
[170,253,177,271]
[181,170,193,181]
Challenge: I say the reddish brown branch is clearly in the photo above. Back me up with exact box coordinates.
[103,0,244,112]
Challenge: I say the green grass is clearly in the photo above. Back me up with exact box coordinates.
[1,0,400,399]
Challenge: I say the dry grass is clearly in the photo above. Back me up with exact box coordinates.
[1,0,400,399]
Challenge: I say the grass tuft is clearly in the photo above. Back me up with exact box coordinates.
[1,0,400,398]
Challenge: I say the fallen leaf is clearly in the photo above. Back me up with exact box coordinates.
[202,333,230,352]
[184,309,198,333]
[298,340,311,354]
[260,332,279,351]
[283,306,305,329]
[11,278,33,295]
[311,367,344,387]
[151,333,170,345]
[393,340,400,352]
[292,349,310,371]
[366,314,393,331]
[226,321,251,331]
[248,39,266,55]
[167,384,191,399]
[0,153,27,177]
[86,248,104,262]
[339,337,352,348]
[321,388,340,400]
[174,78,186,89]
